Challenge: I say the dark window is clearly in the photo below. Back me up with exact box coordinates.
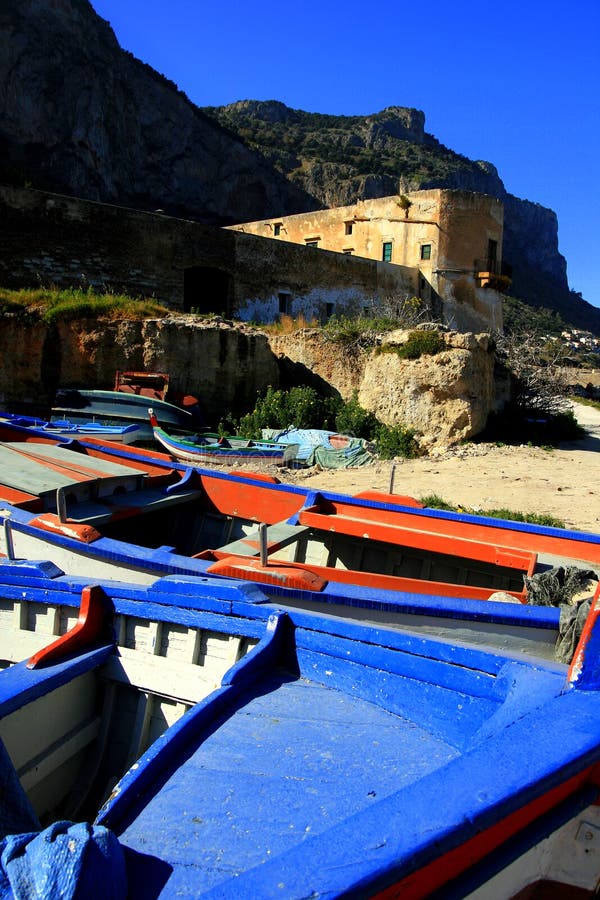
[325,302,335,317]
[487,239,498,271]
[343,248,353,255]
[273,223,282,236]
[305,240,319,248]
[278,293,291,315]
[382,242,393,262]
[420,244,432,260]
[345,222,353,235]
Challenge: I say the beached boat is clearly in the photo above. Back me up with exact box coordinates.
[52,372,204,440]
[0,419,598,613]
[0,563,598,897]
[0,411,142,443]
[149,408,296,465]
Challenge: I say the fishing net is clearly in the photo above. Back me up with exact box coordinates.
[524,566,598,665]
[524,565,598,607]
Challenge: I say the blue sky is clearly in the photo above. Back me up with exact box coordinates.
[91,0,600,310]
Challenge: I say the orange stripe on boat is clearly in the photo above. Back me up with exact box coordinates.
[374,766,600,899]
[298,508,537,573]
[203,549,525,602]
[353,491,424,508]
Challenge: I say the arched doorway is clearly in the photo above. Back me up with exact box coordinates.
[183,267,231,314]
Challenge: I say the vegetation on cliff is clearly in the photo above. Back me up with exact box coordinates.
[202,102,500,200]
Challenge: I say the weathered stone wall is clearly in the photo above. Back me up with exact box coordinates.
[228,189,504,333]
[0,185,416,323]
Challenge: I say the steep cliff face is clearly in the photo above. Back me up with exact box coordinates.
[0,316,280,418]
[0,0,316,222]
[268,330,498,450]
[0,1,590,326]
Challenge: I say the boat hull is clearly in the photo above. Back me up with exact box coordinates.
[0,566,598,898]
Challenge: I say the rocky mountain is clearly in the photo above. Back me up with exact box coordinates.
[0,0,315,223]
[204,101,600,333]
[1,0,598,332]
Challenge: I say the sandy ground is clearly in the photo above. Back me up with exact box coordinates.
[274,402,600,535]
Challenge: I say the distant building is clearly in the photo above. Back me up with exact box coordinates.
[227,189,505,332]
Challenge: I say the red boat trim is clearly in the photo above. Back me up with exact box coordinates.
[374,766,600,899]
[298,507,537,573]
[353,490,424,508]
[26,585,110,669]
[27,513,102,543]
[0,487,43,511]
[568,583,600,686]
[225,470,281,484]
[203,549,525,602]
[206,556,327,591]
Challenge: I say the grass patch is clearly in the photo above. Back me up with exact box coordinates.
[377,329,445,360]
[262,313,319,334]
[0,287,169,323]
[323,314,400,349]
[419,494,457,512]
[419,494,565,529]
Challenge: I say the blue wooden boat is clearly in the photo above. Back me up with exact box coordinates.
[0,562,598,897]
[149,408,296,465]
[0,410,142,443]
[52,386,202,440]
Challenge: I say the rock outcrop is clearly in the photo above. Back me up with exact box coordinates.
[271,329,497,451]
[0,316,498,450]
[0,0,316,223]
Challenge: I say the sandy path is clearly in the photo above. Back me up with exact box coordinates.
[277,402,600,534]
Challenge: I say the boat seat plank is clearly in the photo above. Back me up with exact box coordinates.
[0,442,148,477]
[0,445,148,500]
[217,522,311,557]
[117,673,459,892]
[62,487,203,525]
[101,648,232,707]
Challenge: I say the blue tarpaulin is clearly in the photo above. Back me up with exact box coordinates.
[264,428,375,468]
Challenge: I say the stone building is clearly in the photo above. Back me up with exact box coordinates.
[228,189,505,332]
[1,185,503,333]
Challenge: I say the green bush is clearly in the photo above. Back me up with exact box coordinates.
[375,423,419,459]
[378,329,445,360]
[236,386,340,438]
[233,386,420,459]
[334,392,379,439]
[479,405,585,446]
